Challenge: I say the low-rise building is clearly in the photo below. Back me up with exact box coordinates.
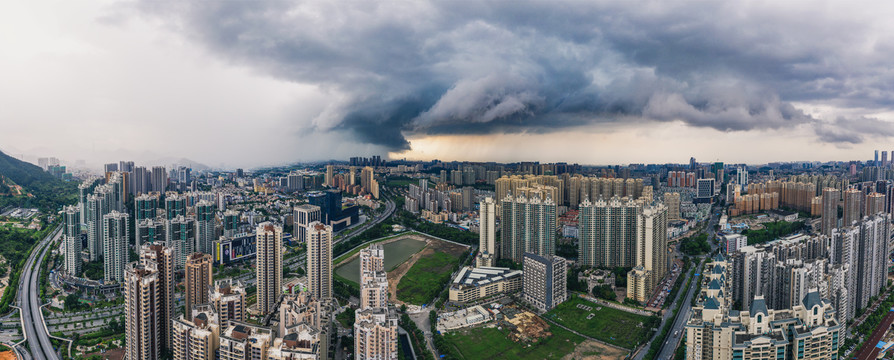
[448,266,523,303]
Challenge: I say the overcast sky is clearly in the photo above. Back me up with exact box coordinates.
[2,1,894,169]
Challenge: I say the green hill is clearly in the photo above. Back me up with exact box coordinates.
[0,150,77,212]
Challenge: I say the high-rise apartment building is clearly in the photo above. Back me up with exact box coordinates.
[665,192,681,219]
[136,216,165,249]
[359,245,388,310]
[172,304,221,360]
[219,322,274,360]
[325,165,334,187]
[61,205,82,276]
[821,187,840,236]
[865,192,886,216]
[195,200,215,254]
[133,166,150,195]
[165,193,187,219]
[293,204,321,244]
[167,215,197,269]
[152,166,168,192]
[360,166,379,199]
[256,223,283,315]
[210,279,246,324]
[102,211,129,283]
[185,253,213,316]
[141,243,175,351]
[354,244,398,360]
[522,253,567,312]
[307,222,333,300]
[476,197,496,267]
[627,204,668,302]
[842,188,862,227]
[578,196,640,268]
[500,194,557,263]
[124,261,162,360]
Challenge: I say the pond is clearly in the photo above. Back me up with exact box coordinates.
[335,237,427,284]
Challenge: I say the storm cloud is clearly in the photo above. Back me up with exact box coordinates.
[127,0,894,151]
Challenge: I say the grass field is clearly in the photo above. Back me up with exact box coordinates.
[443,325,584,360]
[396,252,459,305]
[543,296,658,349]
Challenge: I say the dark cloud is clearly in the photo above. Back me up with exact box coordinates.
[130,1,894,150]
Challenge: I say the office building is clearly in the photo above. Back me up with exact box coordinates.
[167,215,197,269]
[476,197,496,267]
[141,243,175,351]
[256,222,283,315]
[500,193,557,263]
[696,178,715,202]
[821,187,840,236]
[172,304,221,360]
[124,261,162,360]
[293,204,321,244]
[185,253,213,317]
[103,211,129,283]
[61,205,82,276]
[210,279,246,324]
[522,253,567,312]
[307,222,333,300]
[196,200,215,254]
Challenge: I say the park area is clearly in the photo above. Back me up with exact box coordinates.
[543,296,658,350]
[335,236,427,284]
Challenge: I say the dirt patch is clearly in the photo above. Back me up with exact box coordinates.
[0,350,15,360]
[83,348,124,360]
[386,235,468,305]
[562,340,628,360]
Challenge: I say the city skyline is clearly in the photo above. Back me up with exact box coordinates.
[4,2,894,168]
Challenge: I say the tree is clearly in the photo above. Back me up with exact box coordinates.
[592,285,616,301]
[64,292,84,311]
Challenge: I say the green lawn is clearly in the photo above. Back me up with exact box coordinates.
[396,252,459,305]
[543,296,658,349]
[443,325,584,360]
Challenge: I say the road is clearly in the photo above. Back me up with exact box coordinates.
[634,207,720,360]
[17,227,62,360]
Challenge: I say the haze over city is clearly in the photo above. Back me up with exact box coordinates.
[4,1,894,167]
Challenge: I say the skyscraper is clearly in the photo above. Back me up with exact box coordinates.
[61,205,82,276]
[522,253,567,312]
[141,243,175,351]
[86,190,111,261]
[293,204,321,244]
[222,210,240,238]
[195,200,215,254]
[359,245,387,309]
[476,197,496,267]
[134,166,150,195]
[665,192,681,219]
[500,194,557,263]
[354,244,398,360]
[136,216,165,250]
[185,253,213,316]
[821,187,840,236]
[103,211,129,283]
[307,222,333,300]
[124,261,162,360]
[256,223,283,315]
